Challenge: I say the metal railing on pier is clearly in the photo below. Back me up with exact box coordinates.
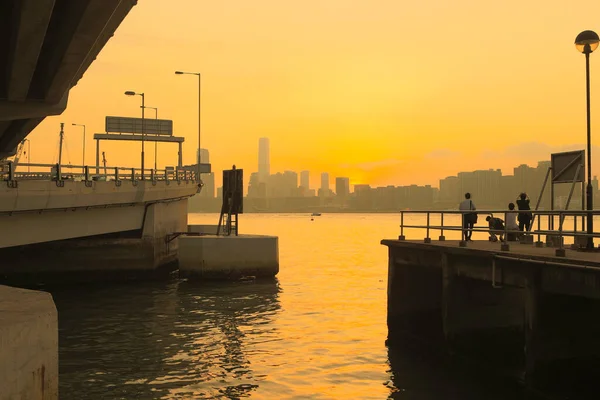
[0,162,198,184]
[398,209,600,256]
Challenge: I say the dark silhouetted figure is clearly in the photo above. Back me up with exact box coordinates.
[516,193,532,232]
[459,193,477,241]
[486,215,505,242]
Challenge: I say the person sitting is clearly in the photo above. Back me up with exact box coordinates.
[486,215,505,242]
[506,203,519,241]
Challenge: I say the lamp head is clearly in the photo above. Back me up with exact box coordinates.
[175,71,184,75]
[575,30,600,54]
[124,91,136,96]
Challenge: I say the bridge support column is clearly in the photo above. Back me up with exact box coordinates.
[142,197,188,268]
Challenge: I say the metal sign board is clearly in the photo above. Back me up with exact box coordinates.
[105,116,173,136]
[222,168,244,214]
[551,150,585,183]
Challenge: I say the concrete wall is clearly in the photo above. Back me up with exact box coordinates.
[0,204,145,248]
[0,285,58,399]
[187,224,219,235]
[143,198,189,267]
[0,197,190,280]
[179,235,279,279]
[384,240,600,391]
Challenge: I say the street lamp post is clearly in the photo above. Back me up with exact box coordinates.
[175,71,201,182]
[125,91,145,179]
[142,106,158,170]
[575,30,600,250]
[71,123,86,167]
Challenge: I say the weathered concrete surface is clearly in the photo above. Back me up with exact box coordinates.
[0,180,198,249]
[179,235,279,279]
[0,285,58,399]
[383,238,600,391]
[143,198,189,268]
[0,198,189,283]
[187,224,219,235]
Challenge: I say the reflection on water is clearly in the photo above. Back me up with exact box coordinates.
[51,213,564,399]
[55,280,281,399]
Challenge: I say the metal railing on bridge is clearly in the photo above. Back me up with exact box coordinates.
[0,162,198,184]
[398,209,600,256]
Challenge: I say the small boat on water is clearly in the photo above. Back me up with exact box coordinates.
[311,213,322,217]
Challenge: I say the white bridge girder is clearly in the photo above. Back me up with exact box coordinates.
[0,179,197,248]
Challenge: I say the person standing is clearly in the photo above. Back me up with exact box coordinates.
[516,193,532,232]
[506,202,519,241]
[459,193,477,241]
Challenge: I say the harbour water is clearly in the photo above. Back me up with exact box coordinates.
[53,213,563,399]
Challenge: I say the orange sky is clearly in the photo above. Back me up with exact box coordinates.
[28,0,600,190]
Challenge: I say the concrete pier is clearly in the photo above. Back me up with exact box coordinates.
[179,235,279,279]
[383,239,600,390]
[0,285,58,399]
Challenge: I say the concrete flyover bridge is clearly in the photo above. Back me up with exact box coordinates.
[0,163,201,282]
[0,0,137,159]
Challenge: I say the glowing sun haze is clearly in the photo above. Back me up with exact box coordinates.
[29,0,600,190]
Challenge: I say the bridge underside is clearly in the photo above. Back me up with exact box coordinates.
[0,0,137,158]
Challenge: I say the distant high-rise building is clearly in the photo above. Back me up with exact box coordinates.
[258,138,270,183]
[439,176,460,203]
[300,171,310,191]
[267,171,298,197]
[199,172,215,198]
[196,148,210,164]
[336,177,350,198]
[320,173,329,192]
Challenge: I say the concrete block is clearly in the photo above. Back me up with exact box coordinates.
[179,235,279,279]
[0,285,58,399]
[187,224,219,235]
[546,235,563,248]
[520,235,534,244]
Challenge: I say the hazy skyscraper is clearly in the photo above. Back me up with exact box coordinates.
[198,172,215,198]
[258,138,270,183]
[300,171,310,190]
[196,148,210,164]
[319,173,330,197]
[336,177,350,197]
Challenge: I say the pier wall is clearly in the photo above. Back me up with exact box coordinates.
[0,285,58,399]
[383,240,600,389]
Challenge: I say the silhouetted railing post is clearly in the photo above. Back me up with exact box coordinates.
[535,213,543,247]
[439,212,445,241]
[556,211,566,257]
[399,211,405,240]
[501,211,509,251]
[424,212,431,243]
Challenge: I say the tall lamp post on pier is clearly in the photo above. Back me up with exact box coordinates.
[575,30,600,250]
[71,123,86,167]
[125,91,146,179]
[174,70,202,183]
[143,106,158,171]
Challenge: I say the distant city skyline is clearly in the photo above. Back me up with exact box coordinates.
[22,0,600,190]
